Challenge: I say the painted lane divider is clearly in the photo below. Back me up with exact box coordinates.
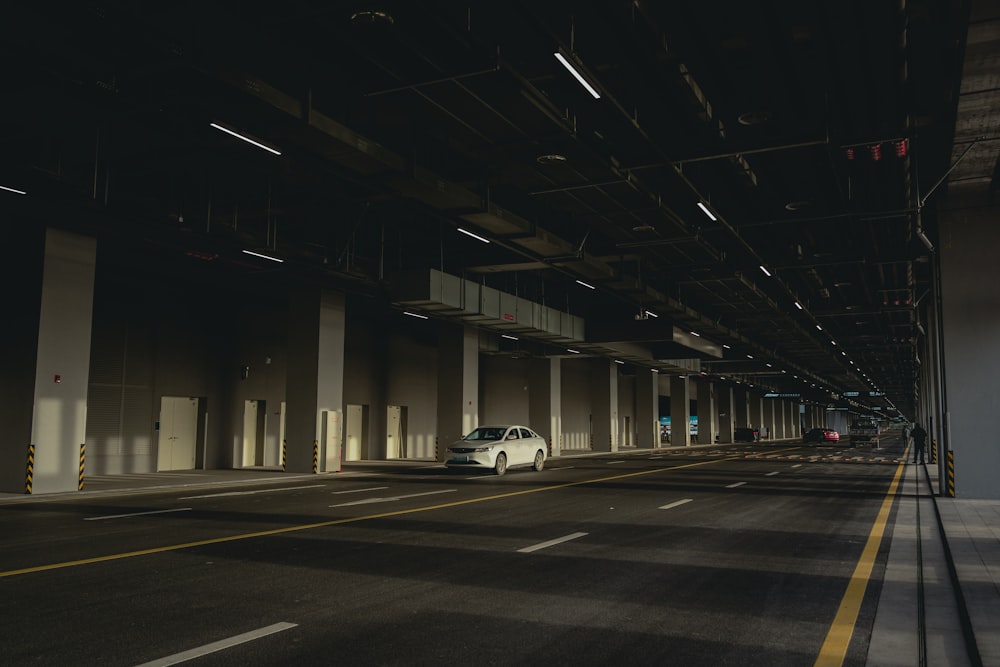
[517,532,588,554]
[606,460,626,465]
[86,508,193,521]
[180,485,327,500]
[765,471,780,477]
[329,489,456,508]
[725,481,747,489]
[1,456,741,579]
[813,457,906,666]
[134,621,297,667]
[792,464,803,468]
[330,486,389,495]
[658,498,694,510]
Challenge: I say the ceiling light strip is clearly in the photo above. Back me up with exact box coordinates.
[696,202,717,221]
[553,52,601,99]
[210,123,282,156]
[575,280,596,289]
[403,311,428,320]
[242,249,284,263]
[1,185,27,195]
[457,228,490,244]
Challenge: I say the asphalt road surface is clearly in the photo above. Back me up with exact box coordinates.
[0,443,905,666]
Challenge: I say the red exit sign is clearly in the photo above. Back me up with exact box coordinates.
[503,313,515,321]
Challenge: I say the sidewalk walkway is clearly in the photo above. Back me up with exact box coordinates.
[868,458,1000,666]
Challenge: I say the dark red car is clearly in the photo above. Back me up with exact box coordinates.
[803,428,840,443]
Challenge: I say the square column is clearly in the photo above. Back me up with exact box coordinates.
[670,376,691,446]
[717,385,734,444]
[436,324,479,461]
[590,359,619,452]
[733,387,749,430]
[635,367,659,449]
[285,289,346,473]
[749,395,764,439]
[529,357,562,457]
[696,380,717,444]
[4,229,97,494]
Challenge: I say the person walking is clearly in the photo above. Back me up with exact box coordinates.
[911,423,927,464]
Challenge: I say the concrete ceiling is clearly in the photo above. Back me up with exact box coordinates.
[1,1,989,420]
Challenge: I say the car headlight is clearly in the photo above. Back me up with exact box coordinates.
[473,445,493,452]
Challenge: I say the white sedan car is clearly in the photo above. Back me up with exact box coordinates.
[445,425,547,476]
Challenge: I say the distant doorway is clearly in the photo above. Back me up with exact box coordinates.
[345,404,369,461]
[157,396,198,471]
[387,405,408,459]
[242,399,267,467]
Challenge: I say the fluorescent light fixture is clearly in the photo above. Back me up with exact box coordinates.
[210,122,282,156]
[722,344,731,349]
[566,348,581,354]
[696,202,717,221]
[403,311,428,320]
[842,351,847,356]
[644,310,658,318]
[765,363,772,367]
[651,369,659,373]
[759,265,772,277]
[1,184,27,195]
[689,331,700,337]
[849,360,855,365]
[831,340,837,345]
[576,279,595,289]
[553,51,601,99]
[501,334,519,341]
[746,354,754,359]
[815,324,823,331]
[614,359,625,365]
[457,227,490,244]
[242,249,284,263]
[794,301,803,310]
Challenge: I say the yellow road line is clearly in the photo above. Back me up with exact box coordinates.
[0,455,740,579]
[813,457,907,666]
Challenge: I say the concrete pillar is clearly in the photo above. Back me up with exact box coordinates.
[777,401,787,439]
[436,324,479,461]
[733,387,749,430]
[635,367,659,449]
[590,358,619,452]
[696,379,717,444]
[749,394,763,440]
[717,385,734,444]
[670,376,691,446]
[936,205,1000,499]
[285,289,346,473]
[0,229,96,494]
[529,357,562,457]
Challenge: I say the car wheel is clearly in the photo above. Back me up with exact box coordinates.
[532,450,545,471]
[494,452,507,476]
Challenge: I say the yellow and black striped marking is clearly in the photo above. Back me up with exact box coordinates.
[25,444,34,494]
[312,440,319,474]
[78,443,86,491]
[281,439,287,472]
[947,450,955,497]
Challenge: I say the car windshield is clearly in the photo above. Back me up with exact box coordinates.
[463,427,508,442]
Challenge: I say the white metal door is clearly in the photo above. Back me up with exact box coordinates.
[387,405,402,459]
[242,400,258,467]
[345,404,364,461]
[158,396,198,471]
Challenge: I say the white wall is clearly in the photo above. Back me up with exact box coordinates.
[480,356,530,426]
[386,332,438,459]
[940,204,1000,498]
[561,359,592,450]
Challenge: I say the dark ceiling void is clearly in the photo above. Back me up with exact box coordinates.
[2,1,977,420]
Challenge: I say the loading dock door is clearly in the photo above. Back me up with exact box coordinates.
[387,405,406,459]
[345,404,366,461]
[157,396,198,471]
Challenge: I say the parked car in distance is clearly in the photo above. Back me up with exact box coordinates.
[803,427,840,444]
[445,425,547,476]
[734,427,759,442]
